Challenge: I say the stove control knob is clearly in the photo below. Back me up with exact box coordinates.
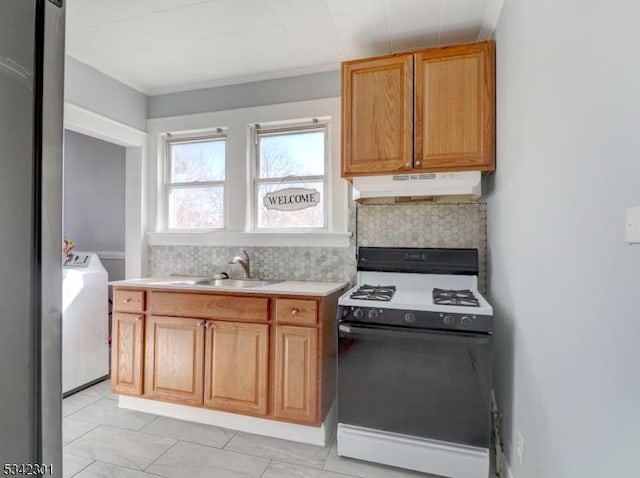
[368,309,379,320]
[443,315,456,326]
[353,308,364,320]
[404,312,416,324]
[460,316,472,328]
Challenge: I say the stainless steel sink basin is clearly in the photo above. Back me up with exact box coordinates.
[170,278,280,288]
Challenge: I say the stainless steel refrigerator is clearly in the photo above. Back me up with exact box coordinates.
[0,0,65,474]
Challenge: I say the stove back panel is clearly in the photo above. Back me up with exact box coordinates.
[357,247,479,275]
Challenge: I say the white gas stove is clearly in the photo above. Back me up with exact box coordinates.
[337,247,494,478]
[339,271,493,316]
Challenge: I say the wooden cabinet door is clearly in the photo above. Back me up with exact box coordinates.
[415,41,495,171]
[204,321,269,416]
[274,326,318,424]
[144,316,205,405]
[111,312,144,396]
[342,54,413,176]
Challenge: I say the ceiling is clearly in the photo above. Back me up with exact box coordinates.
[66,0,501,96]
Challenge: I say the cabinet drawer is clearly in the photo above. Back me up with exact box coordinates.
[275,299,317,326]
[150,292,268,322]
[113,289,145,313]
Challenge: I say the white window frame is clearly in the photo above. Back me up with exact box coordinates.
[251,120,329,232]
[164,130,228,231]
[147,97,350,247]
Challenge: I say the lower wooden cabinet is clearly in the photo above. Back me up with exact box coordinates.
[111,312,144,396]
[274,325,318,424]
[204,321,269,416]
[144,315,205,406]
[110,286,342,427]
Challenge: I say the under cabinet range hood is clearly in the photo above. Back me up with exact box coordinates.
[351,171,482,202]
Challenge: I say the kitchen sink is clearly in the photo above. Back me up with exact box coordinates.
[170,278,281,288]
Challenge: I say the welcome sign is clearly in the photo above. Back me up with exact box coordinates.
[263,187,320,211]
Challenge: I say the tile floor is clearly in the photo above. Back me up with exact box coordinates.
[63,380,483,478]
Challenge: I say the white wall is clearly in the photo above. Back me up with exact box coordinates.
[487,1,640,477]
[65,56,148,131]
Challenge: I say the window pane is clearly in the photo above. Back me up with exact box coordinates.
[259,131,324,179]
[171,139,225,183]
[257,181,324,229]
[168,187,224,229]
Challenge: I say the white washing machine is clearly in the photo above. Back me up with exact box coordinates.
[63,253,110,395]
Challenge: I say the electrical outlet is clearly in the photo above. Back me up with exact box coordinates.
[515,430,525,467]
[626,206,640,243]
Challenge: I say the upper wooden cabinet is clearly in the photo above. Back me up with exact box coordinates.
[341,41,495,177]
[415,41,495,171]
[341,54,413,175]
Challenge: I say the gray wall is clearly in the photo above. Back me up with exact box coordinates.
[65,56,148,131]
[64,129,126,279]
[148,70,340,119]
[487,0,640,476]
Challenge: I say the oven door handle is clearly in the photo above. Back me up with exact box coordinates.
[338,324,490,345]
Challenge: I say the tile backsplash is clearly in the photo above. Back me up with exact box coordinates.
[148,245,356,284]
[355,202,487,291]
[148,201,487,291]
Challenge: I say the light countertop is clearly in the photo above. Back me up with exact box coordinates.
[110,277,347,297]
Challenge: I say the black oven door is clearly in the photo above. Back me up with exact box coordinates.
[337,323,492,448]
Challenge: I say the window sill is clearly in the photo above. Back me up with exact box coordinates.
[147,231,352,248]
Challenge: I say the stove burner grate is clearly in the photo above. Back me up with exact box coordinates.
[433,288,480,307]
[350,284,397,301]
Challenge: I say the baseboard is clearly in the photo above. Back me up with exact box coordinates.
[338,424,489,478]
[119,395,336,446]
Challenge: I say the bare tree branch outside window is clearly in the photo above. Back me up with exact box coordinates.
[257,128,326,229]
[167,137,226,229]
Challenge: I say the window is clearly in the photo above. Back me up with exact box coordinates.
[165,133,226,229]
[254,123,327,230]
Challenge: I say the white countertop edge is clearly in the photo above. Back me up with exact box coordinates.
[109,277,348,297]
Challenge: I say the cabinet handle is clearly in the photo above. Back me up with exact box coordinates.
[196,321,204,328]
[205,322,212,329]
[123,297,132,303]
[405,162,411,168]
[135,316,142,322]
[415,161,421,166]
[291,309,299,317]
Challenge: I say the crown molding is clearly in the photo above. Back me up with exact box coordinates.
[478,0,505,41]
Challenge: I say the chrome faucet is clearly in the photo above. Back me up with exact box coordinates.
[229,249,250,278]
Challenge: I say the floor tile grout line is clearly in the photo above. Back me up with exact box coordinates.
[223,446,328,471]
[63,394,102,417]
[269,459,363,478]
[62,420,100,448]
[63,416,158,434]
[68,458,95,478]
[258,458,272,478]
[142,438,180,473]
[135,418,238,451]
[221,429,238,449]
[222,432,330,470]
[78,460,167,478]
